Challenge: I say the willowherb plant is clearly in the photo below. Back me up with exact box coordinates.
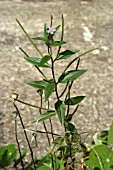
[13,15,96,170]
[1,15,113,170]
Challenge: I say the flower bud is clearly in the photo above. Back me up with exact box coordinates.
[51,15,53,20]
[12,92,19,101]
[37,89,43,96]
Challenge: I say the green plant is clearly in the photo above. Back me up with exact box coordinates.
[84,121,113,170]
[1,15,113,170]
[14,15,93,169]
[0,144,17,168]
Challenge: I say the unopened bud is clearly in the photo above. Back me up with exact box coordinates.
[51,15,53,20]
[37,89,43,96]
[12,92,19,101]
[12,111,17,118]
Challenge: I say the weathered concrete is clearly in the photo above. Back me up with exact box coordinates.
[0,0,113,157]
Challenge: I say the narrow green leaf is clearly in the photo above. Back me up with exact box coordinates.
[32,37,47,41]
[33,111,56,122]
[55,100,66,124]
[39,55,51,67]
[61,15,64,41]
[59,50,79,56]
[64,48,98,72]
[45,80,55,101]
[51,41,66,46]
[56,50,80,60]
[26,80,47,90]
[54,25,61,34]
[108,121,113,145]
[16,19,43,58]
[65,96,85,105]
[58,70,87,83]
[65,123,78,133]
[24,57,49,67]
[0,144,17,167]
[44,23,47,38]
[14,149,27,167]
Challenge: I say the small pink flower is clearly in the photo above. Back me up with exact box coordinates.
[47,27,56,35]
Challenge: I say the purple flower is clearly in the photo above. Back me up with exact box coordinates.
[47,27,56,35]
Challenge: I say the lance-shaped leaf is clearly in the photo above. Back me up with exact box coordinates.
[51,41,66,46]
[63,48,98,72]
[65,96,85,105]
[39,55,51,67]
[44,80,55,101]
[26,80,47,90]
[107,121,113,145]
[33,111,56,122]
[58,70,87,83]
[24,57,49,67]
[65,123,78,133]
[56,50,80,60]
[0,144,17,167]
[54,25,61,35]
[16,19,44,58]
[55,100,66,124]
[32,37,47,41]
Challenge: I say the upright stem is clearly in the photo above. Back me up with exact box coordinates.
[38,93,51,146]
[49,46,59,100]
[59,82,69,98]
[57,14,64,56]
[13,102,36,170]
[49,118,54,141]
[48,101,54,141]
[69,144,75,170]
[71,105,79,116]
[66,84,71,116]
[76,58,80,70]
[66,58,81,116]
[47,15,60,101]
[14,115,25,170]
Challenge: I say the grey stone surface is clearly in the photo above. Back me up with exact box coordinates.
[0,0,113,157]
